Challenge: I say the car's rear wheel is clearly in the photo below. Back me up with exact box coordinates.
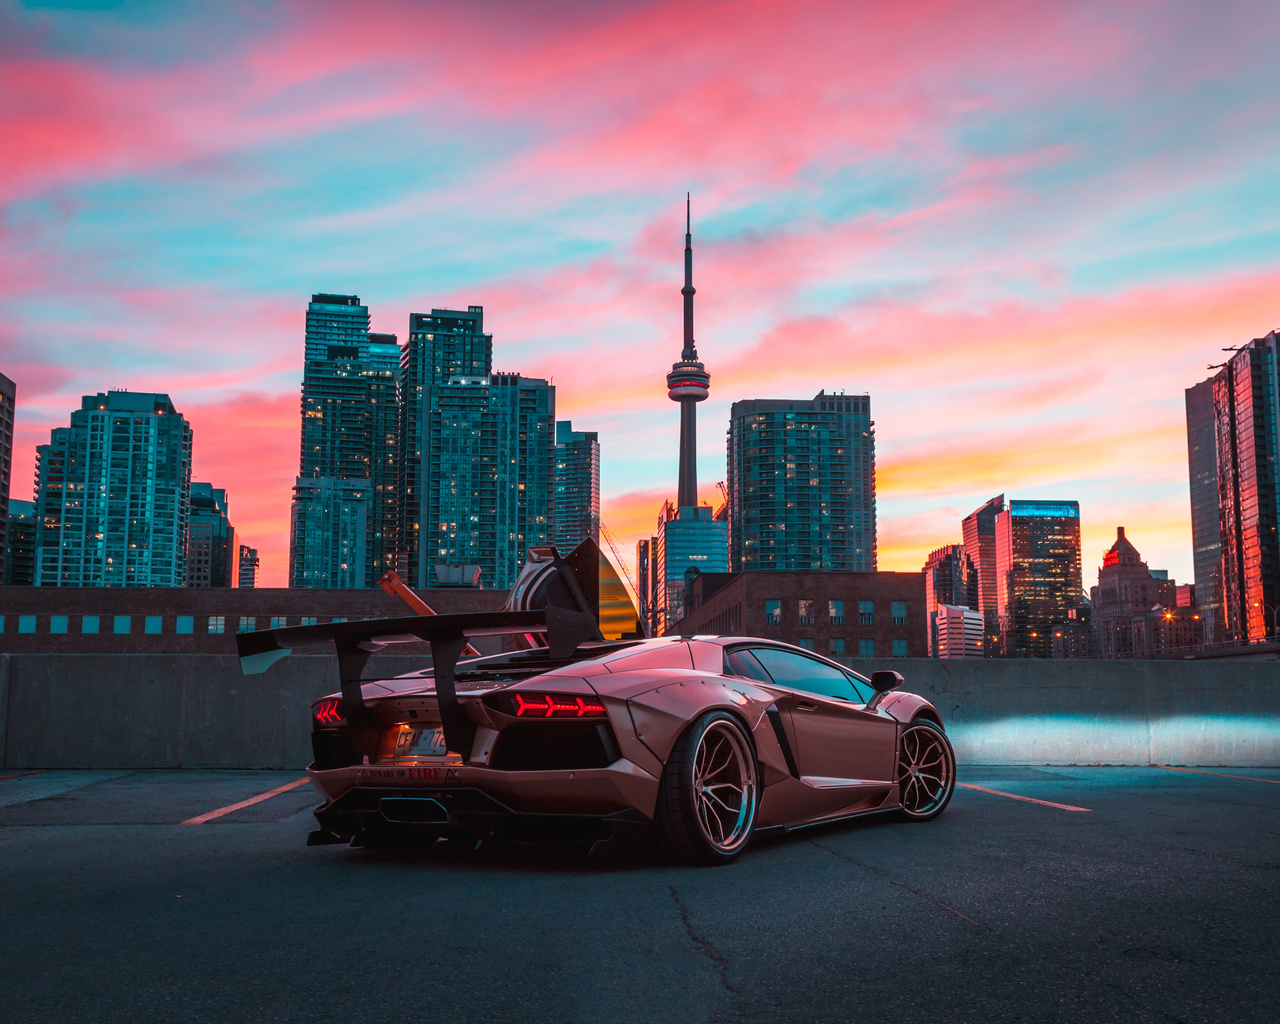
[655,711,759,865]
[896,719,955,821]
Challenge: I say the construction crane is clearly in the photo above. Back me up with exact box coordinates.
[377,569,480,656]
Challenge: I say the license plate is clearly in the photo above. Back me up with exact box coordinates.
[387,725,449,759]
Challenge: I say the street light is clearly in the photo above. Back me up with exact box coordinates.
[1252,601,1280,639]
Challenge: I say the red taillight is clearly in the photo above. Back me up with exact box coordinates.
[313,699,344,726]
[505,693,607,718]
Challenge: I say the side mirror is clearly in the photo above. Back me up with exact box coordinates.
[870,670,904,693]
[866,670,904,712]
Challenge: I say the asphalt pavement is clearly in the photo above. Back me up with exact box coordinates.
[1,765,1277,1023]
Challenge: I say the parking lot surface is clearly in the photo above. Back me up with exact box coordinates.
[1,765,1277,1023]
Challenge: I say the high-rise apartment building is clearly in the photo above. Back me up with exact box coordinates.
[0,372,14,582]
[34,391,192,587]
[397,306,492,588]
[186,483,236,587]
[922,544,977,656]
[398,306,555,591]
[1184,379,1221,640]
[1209,331,1280,641]
[728,391,875,572]
[290,294,397,588]
[552,420,600,553]
[237,545,259,588]
[993,499,1082,658]
[290,477,370,589]
[5,499,36,585]
[961,494,1004,653]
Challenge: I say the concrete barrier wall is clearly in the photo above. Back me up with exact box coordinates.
[2,654,1277,769]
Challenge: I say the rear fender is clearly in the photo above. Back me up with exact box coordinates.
[625,676,779,770]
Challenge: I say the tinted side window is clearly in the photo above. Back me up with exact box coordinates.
[725,649,773,684]
[750,647,863,702]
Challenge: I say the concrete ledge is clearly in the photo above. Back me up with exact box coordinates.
[2,654,1278,769]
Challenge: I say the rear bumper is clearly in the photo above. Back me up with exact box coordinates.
[306,757,661,841]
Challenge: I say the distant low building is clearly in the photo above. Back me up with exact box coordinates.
[680,570,926,660]
[1090,527,1202,657]
[935,603,983,658]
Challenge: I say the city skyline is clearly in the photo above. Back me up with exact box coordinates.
[3,2,1280,586]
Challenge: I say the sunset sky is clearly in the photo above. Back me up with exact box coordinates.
[3,0,1279,588]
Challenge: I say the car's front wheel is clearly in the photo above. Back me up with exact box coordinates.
[896,719,956,821]
[655,711,759,865]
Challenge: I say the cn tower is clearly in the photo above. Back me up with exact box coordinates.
[666,195,711,508]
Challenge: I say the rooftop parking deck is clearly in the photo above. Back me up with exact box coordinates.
[2,766,1277,1023]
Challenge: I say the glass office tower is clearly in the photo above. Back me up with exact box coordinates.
[34,391,192,587]
[653,502,729,634]
[290,477,371,589]
[5,499,36,586]
[1184,379,1221,639]
[552,420,600,552]
[994,499,1082,658]
[1211,331,1280,641]
[728,391,875,572]
[923,544,978,656]
[0,371,13,582]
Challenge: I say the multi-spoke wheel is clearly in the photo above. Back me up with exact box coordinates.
[896,719,956,821]
[655,711,759,865]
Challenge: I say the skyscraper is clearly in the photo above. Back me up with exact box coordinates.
[962,494,1005,654]
[34,391,192,587]
[552,420,600,553]
[922,544,977,656]
[650,199,728,633]
[186,483,236,587]
[0,372,14,582]
[1184,379,1221,640]
[727,391,876,571]
[290,293,397,588]
[994,499,1082,658]
[1209,330,1280,641]
[398,306,555,591]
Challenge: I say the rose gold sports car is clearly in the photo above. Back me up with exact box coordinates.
[237,549,955,865]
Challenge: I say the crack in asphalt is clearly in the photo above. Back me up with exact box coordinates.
[668,885,739,995]
[809,840,983,928]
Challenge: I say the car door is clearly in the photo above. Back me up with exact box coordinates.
[741,646,898,786]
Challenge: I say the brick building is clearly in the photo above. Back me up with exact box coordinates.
[0,586,505,654]
[678,570,926,661]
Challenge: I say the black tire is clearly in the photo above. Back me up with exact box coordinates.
[896,719,956,821]
[655,710,760,865]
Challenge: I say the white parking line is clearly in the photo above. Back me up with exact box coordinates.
[181,778,311,825]
[958,782,1091,812]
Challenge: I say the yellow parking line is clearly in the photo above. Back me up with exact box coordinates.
[1155,765,1280,785]
[958,782,1091,812]
[181,778,310,825]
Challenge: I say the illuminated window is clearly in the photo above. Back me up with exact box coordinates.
[858,601,875,626]
[828,600,844,625]
[238,617,256,633]
[208,616,225,634]
[798,599,814,625]
[270,616,287,629]
[765,600,781,625]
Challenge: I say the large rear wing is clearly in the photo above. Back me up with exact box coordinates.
[234,606,601,762]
